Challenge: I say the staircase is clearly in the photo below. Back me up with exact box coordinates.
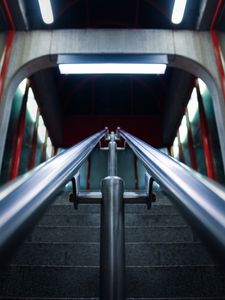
[1,189,225,299]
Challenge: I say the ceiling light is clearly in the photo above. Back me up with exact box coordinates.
[58,63,167,74]
[171,0,187,24]
[38,0,54,24]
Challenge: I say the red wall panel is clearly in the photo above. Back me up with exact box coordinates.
[62,115,162,147]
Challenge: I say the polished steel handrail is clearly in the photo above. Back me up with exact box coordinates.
[0,130,106,262]
[119,129,225,262]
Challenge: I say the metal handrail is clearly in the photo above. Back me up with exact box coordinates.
[119,129,225,262]
[0,130,106,262]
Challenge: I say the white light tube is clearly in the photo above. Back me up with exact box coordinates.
[59,63,167,74]
[38,0,54,24]
[171,0,187,24]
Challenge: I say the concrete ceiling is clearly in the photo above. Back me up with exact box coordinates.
[1,0,224,147]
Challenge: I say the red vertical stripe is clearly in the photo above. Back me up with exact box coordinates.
[210,0,225,101]
[0,1,15,97]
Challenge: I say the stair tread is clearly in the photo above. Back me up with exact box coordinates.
[1,265,225,298]
[10,240,214,266]
[1,191,224,299]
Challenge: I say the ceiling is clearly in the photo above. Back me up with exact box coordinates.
[1,0,204,31]
[1,0,224,148]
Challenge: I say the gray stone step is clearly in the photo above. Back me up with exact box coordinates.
[47,203,179,215]
[1,265,225,298]
[39,213,185,227]
[27,225,195,243]
[11,242,213,266]
[1,298,225,300]
[0,297,225,300]
[127,265,225,298]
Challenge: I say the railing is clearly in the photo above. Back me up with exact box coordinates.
[1,127,225,298]
[118,129,225,263]
[0,130,106,262]
[100,132,125,300]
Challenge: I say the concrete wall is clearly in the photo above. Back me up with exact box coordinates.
[0,29,225,171]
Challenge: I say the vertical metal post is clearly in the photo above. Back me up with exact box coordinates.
[108,137,117,176]
[100,132,125,300]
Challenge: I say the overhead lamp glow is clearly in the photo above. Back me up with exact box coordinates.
[171,0,187,24]
[58,63,167,74]
[38,0,54,24]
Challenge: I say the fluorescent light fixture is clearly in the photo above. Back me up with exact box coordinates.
[171,0,187,24]
[179,115,188,143]
[187,88,198,123]
[38,0,54,24]
[27,88,38,122]
[198,78,207,95]
[38,116,46,143]
[59,63,167,74]
[18,79,27,94]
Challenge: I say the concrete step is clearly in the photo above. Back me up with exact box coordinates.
[0,296,225,300]
[1,298,225,300]
[0,265,225,298]
[11,242,213,266]
[27,225,195,243]
[39,213,185,227]
[47,203,179,215]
